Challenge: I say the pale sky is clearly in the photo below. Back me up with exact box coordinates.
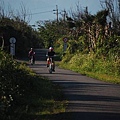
[3,0,103,25]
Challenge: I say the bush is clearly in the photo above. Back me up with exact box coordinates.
[59,52,120,83]
[0,50,65,120]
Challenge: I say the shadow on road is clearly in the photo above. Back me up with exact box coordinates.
[22,112,120,120]
[28,62,120,120]
[48,112,120,120]
[21,111,120,120]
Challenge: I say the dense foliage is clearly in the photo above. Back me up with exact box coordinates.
[0,1,120,119]
[36,2,120,83]
[0,17,43,57]
[0,50,65,120]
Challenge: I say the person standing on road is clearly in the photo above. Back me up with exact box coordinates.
[28,48,35,64]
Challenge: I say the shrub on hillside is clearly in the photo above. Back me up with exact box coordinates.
[0,50,65,120]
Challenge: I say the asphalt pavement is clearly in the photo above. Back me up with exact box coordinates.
[28,60,120,120]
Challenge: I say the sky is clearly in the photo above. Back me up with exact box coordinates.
[3,0,103,26]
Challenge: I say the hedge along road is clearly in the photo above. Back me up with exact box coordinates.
[28,50,120,120]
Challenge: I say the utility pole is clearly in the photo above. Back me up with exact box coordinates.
[118,0,120,13]
[118,0,120,21]
[53,5,59,23]
[56,5,58,23]
[63,9,66,22]
[60,9,67,22]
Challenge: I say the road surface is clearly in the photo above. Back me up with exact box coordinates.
[28,49,120,120]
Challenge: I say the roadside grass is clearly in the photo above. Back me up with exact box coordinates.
[15,62,67,119]
[58,53,120,84]
[0,55,67,120]
[59,63,120,84]
[76,69,120,84]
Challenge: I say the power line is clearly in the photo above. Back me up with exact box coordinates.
[53,5,58,22]
[28,10,53,16]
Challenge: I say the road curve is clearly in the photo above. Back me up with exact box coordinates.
[28,60,120,120]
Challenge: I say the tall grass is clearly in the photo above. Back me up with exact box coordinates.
[59,53,120,84]
[0,50,66,120]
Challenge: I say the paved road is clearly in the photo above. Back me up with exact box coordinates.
[28,60,120,120]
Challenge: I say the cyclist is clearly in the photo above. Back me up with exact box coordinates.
[28,48,35,64]
[46,47,55,71]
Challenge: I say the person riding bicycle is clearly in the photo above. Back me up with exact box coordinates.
[28,48,35,64]
[46,47,55,71]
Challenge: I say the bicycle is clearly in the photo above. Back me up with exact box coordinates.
[46,55,55,74]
